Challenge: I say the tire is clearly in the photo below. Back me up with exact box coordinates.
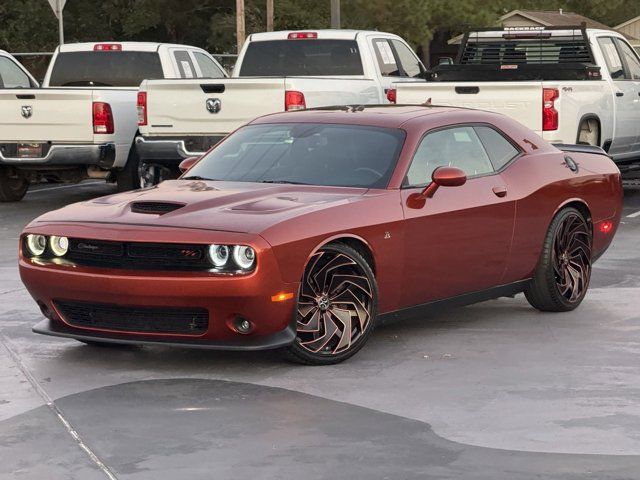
[116,148,141,192]
[0,167,29,202]
[524,207,592,312]
[283,243,378,365]
[577,118,599,146]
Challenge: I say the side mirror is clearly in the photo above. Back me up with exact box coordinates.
[179,156,199,173]
[421,166,466,198]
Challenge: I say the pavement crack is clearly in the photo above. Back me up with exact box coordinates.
[0,288,24,296]
[0,333,118,480]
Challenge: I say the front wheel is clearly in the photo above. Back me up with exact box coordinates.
[0,167,29,202]
[284,243,378,365]
[525,207,592,312]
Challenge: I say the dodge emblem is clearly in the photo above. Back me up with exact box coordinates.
[206,98,222,114]
[21,105,33,119]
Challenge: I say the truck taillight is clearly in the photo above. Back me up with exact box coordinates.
[94,43,122,51]
[542,88,559,131]
[137,92,147,126]
[386,88,397,104]
[93,102,114,134]
[288,32,318,40]
[285,90,306,111]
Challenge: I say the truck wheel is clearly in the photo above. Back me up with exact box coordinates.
[139,162,175,188]
[0,167,29,202]
[577,119,599,146]
[116,148,140,192]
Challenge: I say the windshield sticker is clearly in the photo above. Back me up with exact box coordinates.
[376,41,396,65]
[181,61,194,78]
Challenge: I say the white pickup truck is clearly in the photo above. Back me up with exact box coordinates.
[136,29,425,184]
[392,26,640,175]
[0,42,226,201]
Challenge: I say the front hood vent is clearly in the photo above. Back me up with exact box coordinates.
[130,201,185,215]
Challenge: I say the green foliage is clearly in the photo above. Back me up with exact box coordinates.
[2,0,640,54]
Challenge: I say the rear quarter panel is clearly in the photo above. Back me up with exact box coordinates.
[502,150,622,282]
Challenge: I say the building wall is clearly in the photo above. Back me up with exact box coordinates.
[617,20,640,45]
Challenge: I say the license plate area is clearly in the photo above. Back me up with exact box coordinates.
[17,143,43,158]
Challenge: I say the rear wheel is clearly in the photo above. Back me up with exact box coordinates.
[0,167,29,202]
[577,118,599,146]
[138,162,177,188]
[284,243,378,365]
[525,207,592,312]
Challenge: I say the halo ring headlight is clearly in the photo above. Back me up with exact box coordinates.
[208,244,230,268]
[50,236,69,257]
[233,246,256,270]
[26,234,47,256]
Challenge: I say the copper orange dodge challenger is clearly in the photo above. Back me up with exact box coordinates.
[20,106,622,364]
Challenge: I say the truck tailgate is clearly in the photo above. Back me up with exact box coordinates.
[394,82,543,133]
[141,78,287,136]
[0,89,94,142]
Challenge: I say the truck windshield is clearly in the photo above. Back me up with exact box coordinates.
[49,51,163,87]
[239,40,364,76]
[185,123,405,189]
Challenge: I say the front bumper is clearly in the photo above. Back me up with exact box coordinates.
[19,225,300,350]
[0,143,115,168]
[135,135,225,163]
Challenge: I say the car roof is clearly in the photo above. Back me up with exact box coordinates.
[249,105,472,129]
[248,29,398,42]
[56,42,203,53]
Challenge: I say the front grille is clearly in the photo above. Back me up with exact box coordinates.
[67,238,210,270]
[55,300,208,335]
[131,202,185,215]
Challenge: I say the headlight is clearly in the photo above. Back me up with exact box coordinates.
[25,234,47,256]
[207,244,256,271]
[208,244,230,268]
[233,246,256,270]
[49,236,69,257]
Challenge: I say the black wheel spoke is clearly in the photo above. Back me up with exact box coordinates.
[551,212,591,303]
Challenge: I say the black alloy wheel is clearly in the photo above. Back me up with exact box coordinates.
[284,243,378,365]
[525,207,592,312]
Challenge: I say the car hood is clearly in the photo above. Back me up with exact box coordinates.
[32,180,370,234]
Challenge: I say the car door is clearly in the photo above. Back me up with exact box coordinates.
[612,37,640,154]
[400,125,518,307]
[597,37,635,155]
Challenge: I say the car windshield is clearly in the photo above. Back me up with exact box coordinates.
[184,123,405,189]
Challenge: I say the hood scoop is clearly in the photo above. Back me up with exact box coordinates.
[130,201,186,215]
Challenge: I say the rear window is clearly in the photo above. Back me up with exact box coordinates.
[239,40,364,76]
[49,51,164,87]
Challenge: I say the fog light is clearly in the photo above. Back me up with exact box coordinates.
[233,317,253,334]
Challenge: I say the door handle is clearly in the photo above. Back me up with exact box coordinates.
[492,186,508,198]
[616,91,624,97]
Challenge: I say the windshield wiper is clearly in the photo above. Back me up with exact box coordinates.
[259,180,310,185]
[182,175,216,181]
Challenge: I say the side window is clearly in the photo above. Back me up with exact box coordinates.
[173,50,195,78]
[372,39,401,76]
[614,38,640,80]
[405,126,494,187]
[193,51,226,78]
[391,40,423,78]
[474,126,519,170]
[0,56,32,88]
[598,37,625,80]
